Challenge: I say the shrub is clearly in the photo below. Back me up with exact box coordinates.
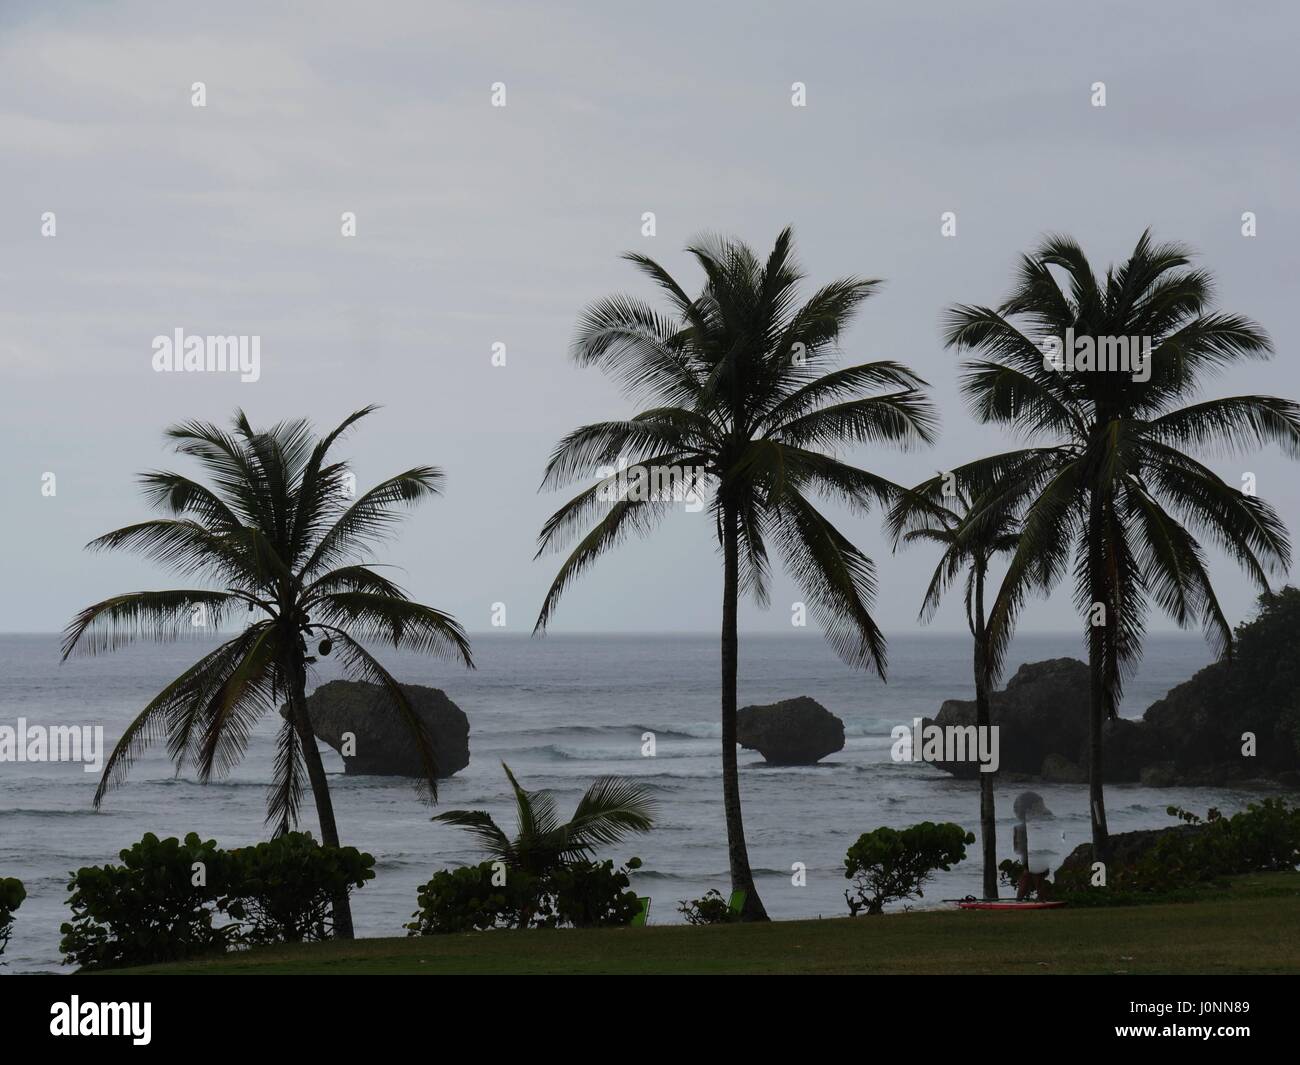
[997,858,1024,887]
[406,861,546,935]
[1055,799,1300,903]
[0,877,26,957]
[1216,798,1300,872]
[60,832,239,970]
[61,831,376,969]
[408,857,642,935]
[677,889,735,925]
[550,858,642,928]
[844,822,974,915]
[224,832,375,944]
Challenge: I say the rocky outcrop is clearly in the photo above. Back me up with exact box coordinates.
[1055,824,1205,879]
[921,658,1091,780]
[1041,753,1086,784]
[924,591,1300,787]
[282,679,470,778]
[737,696,845,765]
[1113,589,1300,785]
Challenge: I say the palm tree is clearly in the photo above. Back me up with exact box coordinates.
[943,230,1300,864]
[886,478,1020,898]
[61,407,474,938]
[533,227,937,919]
[434,763,656,878]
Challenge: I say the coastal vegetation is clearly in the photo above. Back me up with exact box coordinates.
[843,821,974,916]
[406,858,644,934]
[0,877,24,957]
[432,763,656,878]
[96,870,1300,975]
[941,231,1300,866]
[60,407,474,938]
[1053,798,1300,904]
[59,831,373,970]
[677,889,738,925]
[533,227,936,919]
[887,481,1021,898]
[36,227,1300,968]
[408,765,655,933]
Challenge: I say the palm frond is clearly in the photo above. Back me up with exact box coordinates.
[61,589,245,659]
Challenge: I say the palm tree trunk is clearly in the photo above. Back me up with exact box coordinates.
[286,654,356,940]
[1086,490,1111,868]
[972,564,997,900]
[721,502,768,922]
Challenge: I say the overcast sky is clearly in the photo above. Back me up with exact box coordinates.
[2,0,1297,645]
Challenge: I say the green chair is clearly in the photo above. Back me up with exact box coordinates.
[631,896,651,927]
[727,889,746,919]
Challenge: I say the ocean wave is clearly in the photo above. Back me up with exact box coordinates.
[474,723,710,741]
[626,869,699,882]
[138,777,268,790]
[531,744,627,762]
[0,807,111,818]
[475,727,718,747]
[521,743,718,764]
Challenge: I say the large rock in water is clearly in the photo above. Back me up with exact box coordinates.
[282,680,470,778]
[737,696,844,765]
[922,657,1179,782]
[923,587,1300,787]
[921,658,1092,780]
[1133,590,1300,785]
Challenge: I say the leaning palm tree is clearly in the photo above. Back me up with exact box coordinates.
[61,407,473,938]
[886,478,1020,898]
[434,762,656,878]
[944,230,1300,864]
[533,227,937,919]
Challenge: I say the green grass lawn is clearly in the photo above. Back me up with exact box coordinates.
[109,871,1300,975]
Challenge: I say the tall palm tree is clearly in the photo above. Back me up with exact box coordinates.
[533,227,937,919]
[943,230,1300,864]
[886,478,1020,898]
[434,763,657,878]
[61,407,474,938]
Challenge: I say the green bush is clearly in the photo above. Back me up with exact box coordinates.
[406,862,544,934]
[1056,799,1300,904]
[0,877,26,957]
[407,857,642,935]
[224,833,375,945]
[550,858,642,928]
[997,858,1024,887]
[677,889,735,925]
[60,832,239,970]
[1216,798,1300,872]
[61,831,375,969]
[844,822,975,915]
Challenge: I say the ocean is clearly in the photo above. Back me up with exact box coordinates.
[0,630,1281,973]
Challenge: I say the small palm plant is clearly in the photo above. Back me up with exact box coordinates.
[887,478,1020,898]
[434,763,656,878]
[62,407,474,938]
[944,231,1300,862]
[534,227,937,919]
